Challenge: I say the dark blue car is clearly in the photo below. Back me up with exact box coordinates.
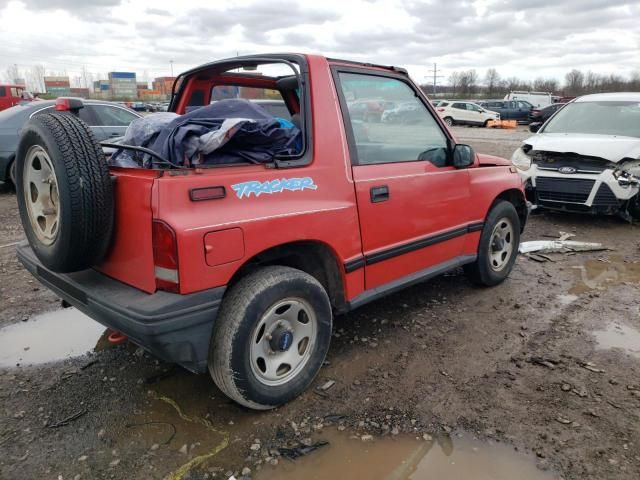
[477,99,533,123]
[0,99,140,186]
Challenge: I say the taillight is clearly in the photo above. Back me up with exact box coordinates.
[437,108,445,112]
[152,220,179,292]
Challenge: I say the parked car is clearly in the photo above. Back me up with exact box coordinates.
[436,101,500,127]
[528,102,566,123]
[0,84,30,111]
[504,91,552,108]
[512,92,640,220]
[16,53,526,410]
[381,101,423,123]
[131,102,147,112]
[478,100,533,123]
[0,98,140,186]
[347,99,394,122]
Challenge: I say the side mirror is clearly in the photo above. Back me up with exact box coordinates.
[529,122,542,133]
[452,144,475,168]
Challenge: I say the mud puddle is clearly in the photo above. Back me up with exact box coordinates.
[256,429,555,480]
[592,323,640,359]
[0,307,107,367]
[111,373,264,480]
[570,256,640,294]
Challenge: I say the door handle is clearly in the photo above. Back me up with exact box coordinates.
[110,132,121,137]
[370,185,389,203]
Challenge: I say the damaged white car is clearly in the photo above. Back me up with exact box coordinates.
[512,92,640,221]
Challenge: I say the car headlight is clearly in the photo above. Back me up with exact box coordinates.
[511,147,532,171]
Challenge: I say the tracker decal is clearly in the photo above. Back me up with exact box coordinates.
[231,177,318,199]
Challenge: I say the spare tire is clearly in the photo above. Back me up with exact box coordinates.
[16,112,113,273]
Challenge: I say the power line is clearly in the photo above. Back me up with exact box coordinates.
[427,63,445,96]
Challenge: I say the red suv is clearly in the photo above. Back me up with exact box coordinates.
[15,54,527,409]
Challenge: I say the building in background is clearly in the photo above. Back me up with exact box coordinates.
[136,81,150,98]
[44,76,71,97]
[14,78,26,87]
[108,71,137,99]
[93,80,110,99]
[152,76,176,99]
[70,87,90,98]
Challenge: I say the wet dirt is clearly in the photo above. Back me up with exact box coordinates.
[0,307,107,368]
[2,134,640,480]
[256,429,556,480]
[570,256,640,294]
[593,323,640,359]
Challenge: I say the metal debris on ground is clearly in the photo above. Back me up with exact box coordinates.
[519,240,609,255]
[278,440,329,460]
[320,380,336,391]
[46,409,88,428]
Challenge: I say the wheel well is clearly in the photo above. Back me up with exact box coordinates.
[227,241,347,312]
[494,189,527,231]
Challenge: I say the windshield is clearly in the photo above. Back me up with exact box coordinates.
[543,101,640,138]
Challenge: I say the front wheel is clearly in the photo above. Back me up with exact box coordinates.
[209,266,332,409]
[464,201,520,286]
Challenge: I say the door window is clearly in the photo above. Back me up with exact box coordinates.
[466,103,482,112]
[90,104,138,126]
[33,106,96,125]
[452,103,466,110]
[0,86,5,97]
[337,72,448,166]
[517,101,530,109]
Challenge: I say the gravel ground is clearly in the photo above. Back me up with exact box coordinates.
[1,127,639,479]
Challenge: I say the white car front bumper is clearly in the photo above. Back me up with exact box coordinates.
[519,164,640,214]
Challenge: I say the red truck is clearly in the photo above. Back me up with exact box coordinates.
[15,54,527,409]
[0,84,29,111]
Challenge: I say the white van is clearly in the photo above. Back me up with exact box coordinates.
[504,91,552,108]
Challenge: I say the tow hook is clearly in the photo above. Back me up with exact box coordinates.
[107,330,128,345]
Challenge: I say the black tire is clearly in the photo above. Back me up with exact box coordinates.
[16,112,113,273]
[464,200,520,286]
[8,158,17,189]
[209,266,332,410]
[444,117,454,127]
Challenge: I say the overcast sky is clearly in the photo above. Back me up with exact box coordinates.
[0,0,638,87]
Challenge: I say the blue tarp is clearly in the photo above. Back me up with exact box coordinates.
[110,99,301,168]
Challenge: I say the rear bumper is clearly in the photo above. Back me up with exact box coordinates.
[17,243,225,373]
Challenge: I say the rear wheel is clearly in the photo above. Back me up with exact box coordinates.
[209,266,332,409]
[465,201,520,286]
[444,117,454,127]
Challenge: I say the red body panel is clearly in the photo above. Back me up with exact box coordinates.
[96,169,160,293]
[96,54,525,304]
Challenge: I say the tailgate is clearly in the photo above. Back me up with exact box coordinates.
[95,168,160,293]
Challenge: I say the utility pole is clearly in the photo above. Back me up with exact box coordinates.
[170,60,174,77]
[427,63,444,96]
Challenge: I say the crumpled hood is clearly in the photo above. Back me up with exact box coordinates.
[524,133,640,163]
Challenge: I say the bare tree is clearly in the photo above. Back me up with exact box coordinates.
[564,69,585,95]
[484,68,501,96]
[5,64,19,84]
[458,69,478,96]
[27,64,45,92]
[533,77,558,93]
[448,71,460,96]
